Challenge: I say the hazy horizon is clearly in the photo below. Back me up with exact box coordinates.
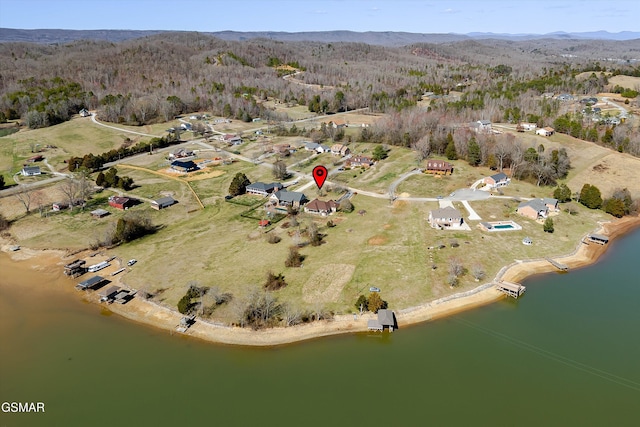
[0,0,638,35]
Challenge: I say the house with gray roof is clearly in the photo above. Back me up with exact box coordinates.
[21,166,41,176]
[269,190,308,209]
[367,309,396,331]
[246,182,283,196]
[484,172,510,189]
[428,206,464,229]
[517,198,558,220]
[151,196,176,210]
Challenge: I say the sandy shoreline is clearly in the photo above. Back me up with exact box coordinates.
[3,214,640,347]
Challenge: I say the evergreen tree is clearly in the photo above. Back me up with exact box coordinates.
[372,145,388,161]
[602,197,626,218]
[579,184,602,209]
[553,184,572,202]
[543,217,554,233]
[445,133,457,160]
[467,137,481,166]
[228,172,250,196]
[95,171,105,187]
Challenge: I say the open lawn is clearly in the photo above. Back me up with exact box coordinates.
[0,117,155,174]
[2,110,637,328]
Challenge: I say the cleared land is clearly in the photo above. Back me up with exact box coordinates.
[2,112,639,327]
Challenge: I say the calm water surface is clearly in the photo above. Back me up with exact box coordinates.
[1,230,640,426]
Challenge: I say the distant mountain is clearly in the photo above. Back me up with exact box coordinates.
[0,28,638,46]
[467,31,640,41]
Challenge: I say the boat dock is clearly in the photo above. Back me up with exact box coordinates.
[495,281,526,299]
[546,257,569,271]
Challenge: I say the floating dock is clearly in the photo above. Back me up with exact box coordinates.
[495,281,526,299]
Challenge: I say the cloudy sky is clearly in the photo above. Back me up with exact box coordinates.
[1,0,638,34]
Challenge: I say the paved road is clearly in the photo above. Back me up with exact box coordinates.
[388,168,423,199]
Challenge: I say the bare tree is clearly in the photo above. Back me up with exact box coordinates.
[448,256,464,278]
[272,160,288,180]
[494,136,512,171]
[411,135,432,164]
[59,177,79,211]
[471,264,485,281]
[13,185,33,214]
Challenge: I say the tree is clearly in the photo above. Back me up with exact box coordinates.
[264,271,288,291]
[285,247,303,267]
[339,198,354,213]
[0,174,5,189]
[372,145,388,161]
[273,160,287,180]
[445,133,457,160]
[367,292,386,314]
[553,184,572,202]
[0,212,9,231]
[543,217,554,233]
[448,257,464,278]
[228,172,250,196]
[602,197,626,218]
[467,137,481,166]
[95,171,106,187]
[471,264,485,281]
[308,222,322,246]
[13,185,33,214]
[355,295,368,312]
[579,184,602,209]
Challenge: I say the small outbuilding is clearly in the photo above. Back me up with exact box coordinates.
[108,196,137,210]
[76,275,105,290]
[91,209,110,218]
[367,309,396,331]
[151,196,176,210]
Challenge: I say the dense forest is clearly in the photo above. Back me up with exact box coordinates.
[1,33,639,159]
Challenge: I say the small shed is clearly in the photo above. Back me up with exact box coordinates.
[98,285,120,301]
[91,209,110,218]
[151,196,176,210]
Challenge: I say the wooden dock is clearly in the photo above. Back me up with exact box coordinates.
[495,281,526,299]
[545,257,568,271]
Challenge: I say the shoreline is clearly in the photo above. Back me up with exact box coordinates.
[3,214,640,347]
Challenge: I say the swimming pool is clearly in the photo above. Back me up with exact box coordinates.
[480,220,522,232]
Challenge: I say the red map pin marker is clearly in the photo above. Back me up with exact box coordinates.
[312,165,328,190]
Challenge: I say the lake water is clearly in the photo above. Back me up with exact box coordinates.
[2,230,640,427]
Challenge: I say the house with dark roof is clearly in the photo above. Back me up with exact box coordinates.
[484,172,510,189]
[304,199,339,216]
[470,120,492,133]
[304,142,320,151]
[246,182,283,196]
[269,190,307,209]
[428,206,464,229]
[151,196,176,210]
[79,108,91,117]
[170,160,198,172]
[21,166,41,176]
[517,198,558,220]
[425,160,454,175]
[222,134,242,145]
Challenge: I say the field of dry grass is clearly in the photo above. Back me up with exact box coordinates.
[3,109,639,326]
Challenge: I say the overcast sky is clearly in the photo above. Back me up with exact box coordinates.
[1,0,638,34]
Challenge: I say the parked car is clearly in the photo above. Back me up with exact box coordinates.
[369,287,381,292]
[127,259,137,266]
[436,195,443,199]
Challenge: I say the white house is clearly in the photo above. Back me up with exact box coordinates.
[21,166,41,176]
[536,127,555,137]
